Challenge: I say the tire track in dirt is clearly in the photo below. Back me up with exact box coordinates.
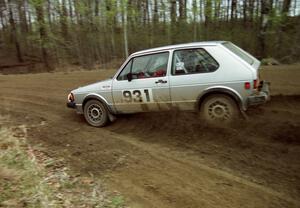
[2,99,298,207]
[103,131,300,208]
[1,71,300,208]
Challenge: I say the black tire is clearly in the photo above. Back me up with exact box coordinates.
[200,94,238,123]
[83,100,109,127]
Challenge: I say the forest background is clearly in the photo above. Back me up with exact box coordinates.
[0,0,299,71]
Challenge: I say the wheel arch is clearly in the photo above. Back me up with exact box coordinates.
[82,93,114,114]
[196,87,243,111]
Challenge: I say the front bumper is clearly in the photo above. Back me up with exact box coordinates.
[247,81,270,106]
[67,101,76,109]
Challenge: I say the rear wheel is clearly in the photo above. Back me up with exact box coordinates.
[84,100,109,127]
[200,94,238,123]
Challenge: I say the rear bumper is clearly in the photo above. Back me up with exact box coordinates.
[67,101,76,108]
[247,81,270,106]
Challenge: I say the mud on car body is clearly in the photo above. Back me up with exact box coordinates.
[67,41,270,127]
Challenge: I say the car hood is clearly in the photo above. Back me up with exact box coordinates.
[72,79,112,94]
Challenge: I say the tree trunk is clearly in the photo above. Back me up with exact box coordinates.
[248,0,255,23]
[170,0,177,43]
[0,0,6,30]
[282,0,292,14]
[258,0,271,58]
[192,0,197,41]
[214,0,221,20]
[199,0,203,22]
[170,0,176,23]
[231,0,237,20]
[161,0,166,24]
[18,0,28,33]
[293,0,297,16]
[121,0,128,57]
[160,0,169,43]
[243,0,247,25]
[226,0,230,21]
[34,0,52,70]
[61,0,68,39]
[8,0,23,62]
[153,0,159,24]
[46,0,52,27]
[27,0,32,32]
[73,0,82,25]
[95,0,99,16]
[68,0,73,22]
[179,0,187,21]
[142,0,149,26]
[17,0,30,56]
[204,0,212,27]
[105,0,116,55]
[256,0,261,19]
[145,0,151,47]
[277,0,292,56]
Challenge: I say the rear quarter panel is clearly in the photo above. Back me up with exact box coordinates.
[169,45,255,110]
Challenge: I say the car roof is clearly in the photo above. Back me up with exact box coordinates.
[131,41,226,56]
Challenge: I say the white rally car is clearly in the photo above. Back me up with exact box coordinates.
[67,41,270,127]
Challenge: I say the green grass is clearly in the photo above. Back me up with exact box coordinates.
[0,125,126,207]
[109,196,125,208]
[0,127,59,207]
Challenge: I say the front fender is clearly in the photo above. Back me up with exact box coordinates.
[82,93,116,114]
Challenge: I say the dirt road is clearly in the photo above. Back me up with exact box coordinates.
[0,65,300,207]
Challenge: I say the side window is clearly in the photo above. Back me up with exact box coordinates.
[172,48,219,75]
[132,52,169,79]
[117,52,169,81]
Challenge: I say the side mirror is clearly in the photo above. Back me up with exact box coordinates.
[127,73,132,82]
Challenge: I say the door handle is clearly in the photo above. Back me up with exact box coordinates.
[155,79,167,84]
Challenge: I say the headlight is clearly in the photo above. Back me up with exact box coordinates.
[67,93,74,102]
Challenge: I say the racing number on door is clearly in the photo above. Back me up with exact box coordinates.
[122,89,153,103]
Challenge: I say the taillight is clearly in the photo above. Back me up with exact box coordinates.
[253,79,258,89]
[244,82,251,89]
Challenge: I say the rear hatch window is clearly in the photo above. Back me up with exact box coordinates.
[222,42,254,65]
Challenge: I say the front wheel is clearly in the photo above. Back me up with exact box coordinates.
[200,94,239,123]
[84,100,109,127]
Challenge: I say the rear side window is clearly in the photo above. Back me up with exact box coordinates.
[172,48,219,75]
[222,42,254,65]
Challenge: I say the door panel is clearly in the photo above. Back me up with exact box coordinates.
[112,52,171,113]
[112,78,170,113]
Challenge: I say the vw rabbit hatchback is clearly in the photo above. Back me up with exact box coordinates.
[67,41,270,127]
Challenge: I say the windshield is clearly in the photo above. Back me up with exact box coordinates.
[222,42,254,65]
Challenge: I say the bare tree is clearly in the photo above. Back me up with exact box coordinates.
[179,0,187,21]
[204,0,212,27]
[231,0,237,20]
[33,0,52,70]
[121,0,128,57]
[0,0,299,71]
[258,0,272,58]
[192,0,198,41]
[170,0,177,43]
[214,0,221,20]
[282,0,292,14]
[248,0,255,23]
[7,0,23,62]
[0,0,7,33]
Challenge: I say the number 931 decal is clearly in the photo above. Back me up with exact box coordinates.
[122,89,153,103]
